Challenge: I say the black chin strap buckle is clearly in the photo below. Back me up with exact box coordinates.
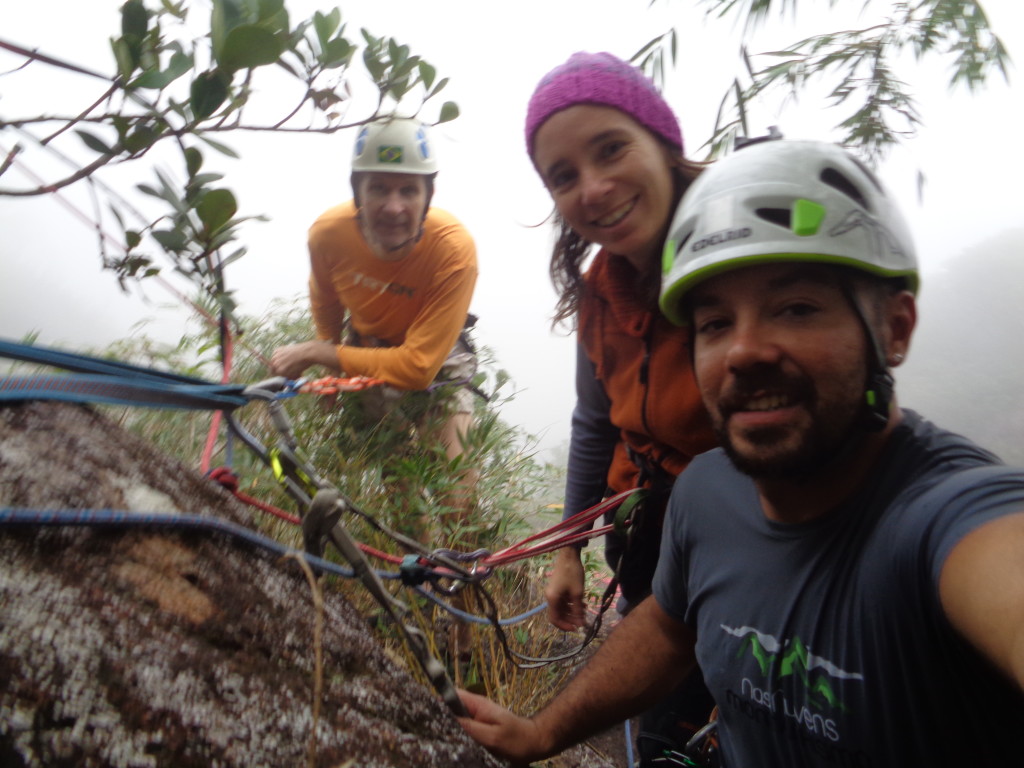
[863,370,895,432]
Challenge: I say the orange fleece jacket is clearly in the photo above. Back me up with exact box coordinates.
[579,250,717,493]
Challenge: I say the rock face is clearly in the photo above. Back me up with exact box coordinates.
[0,401,502,768]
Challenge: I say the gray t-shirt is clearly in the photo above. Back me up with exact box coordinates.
[654,410,1024,767]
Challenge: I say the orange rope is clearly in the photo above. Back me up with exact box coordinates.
[298,376,386,395]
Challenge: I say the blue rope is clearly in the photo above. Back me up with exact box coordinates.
[0,374,248,410]
[0,338,221,385]
[0,339,249,411]
[0,507,364,579]
[0,507,547,627]
[414,586,545,626]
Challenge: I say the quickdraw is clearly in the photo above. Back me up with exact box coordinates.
[234,375,644,673]
[232,376,469,716]
[302,488,468,717]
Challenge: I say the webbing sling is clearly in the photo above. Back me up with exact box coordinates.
[0,339,215,384]
[0,374,248,410]
[0,339,248,411]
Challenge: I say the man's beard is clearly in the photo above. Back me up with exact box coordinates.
[713,367,865,482]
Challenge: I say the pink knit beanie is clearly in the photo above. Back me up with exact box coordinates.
[525,51,683,160]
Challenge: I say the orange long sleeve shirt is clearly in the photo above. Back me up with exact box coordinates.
[307,201,478,390]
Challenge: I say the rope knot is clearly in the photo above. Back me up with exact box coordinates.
[209,466,240,492]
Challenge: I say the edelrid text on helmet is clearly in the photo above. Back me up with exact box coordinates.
[351,118,439,176]
[659,139,918,325]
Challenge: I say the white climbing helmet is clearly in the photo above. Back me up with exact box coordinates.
[351,118,438,175]
[659,139,918,325]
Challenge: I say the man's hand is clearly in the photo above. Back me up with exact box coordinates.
[545,546,587,631]
[269,341,339,379]
[456,690,550,767]
[459,598,696,765]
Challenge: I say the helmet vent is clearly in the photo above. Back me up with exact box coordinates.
[755,207,791,228]
[820,168,870,211]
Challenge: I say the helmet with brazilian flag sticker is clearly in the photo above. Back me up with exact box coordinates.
[351,117,438,175]
[659,139,918,325]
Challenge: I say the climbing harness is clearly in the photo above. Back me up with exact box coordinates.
[649,716,720,767]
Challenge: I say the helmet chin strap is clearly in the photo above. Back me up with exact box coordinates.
[356,209,425,257]
[383,226,425,253]
[840,281,893,433]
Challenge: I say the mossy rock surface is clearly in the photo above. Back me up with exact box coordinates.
[0,401,502,768]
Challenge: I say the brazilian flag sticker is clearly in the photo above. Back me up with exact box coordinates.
[377,144,404,164]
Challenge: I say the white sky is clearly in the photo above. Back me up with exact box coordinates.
[2,0,1022,462]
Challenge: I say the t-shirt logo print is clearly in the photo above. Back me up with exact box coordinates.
[377,144,404,164]
[721,624,863,744]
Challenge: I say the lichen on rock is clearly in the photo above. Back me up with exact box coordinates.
[0,401,503,768]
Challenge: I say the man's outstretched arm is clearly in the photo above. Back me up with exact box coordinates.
[940,510,1024,690]
[457,595,697,765]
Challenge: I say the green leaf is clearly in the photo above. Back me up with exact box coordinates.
[190,172,225,187]
[131,50,193,90]
[363,44,385,81]
[313,9,339,47]
[218,24,284,72]
[125,230,142,248]
[428,76,448,98]
[220,246,248,268]
[217,291,238,319]
[160,0,187,20]
[75,129,115,155]
[195,132,240,158]
[256,0,285,22]
[110,37,136,81]
[323,37,352,68]
[185,146,204,177]
[438,101,459,124]
[211,0,246,63]
[196,188,238,233]
[190,71,230,120]
[121,0,148,37]
[418,61,436,90]
[123,124,162,154]
[152,228,189,251]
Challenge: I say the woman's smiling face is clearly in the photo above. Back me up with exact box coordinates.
[532,104,676,269]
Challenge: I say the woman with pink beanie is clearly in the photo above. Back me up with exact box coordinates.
[524,51,719,763]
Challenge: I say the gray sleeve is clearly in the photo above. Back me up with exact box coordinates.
[652,472,691,622]
[563,341,618,523]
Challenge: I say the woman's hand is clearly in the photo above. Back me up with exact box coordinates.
[545,546,587,631]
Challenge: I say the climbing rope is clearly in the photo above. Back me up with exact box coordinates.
[0,507,366,581]
[0,340,641,693]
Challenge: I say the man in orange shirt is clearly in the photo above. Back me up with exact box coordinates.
[271,118,479,537]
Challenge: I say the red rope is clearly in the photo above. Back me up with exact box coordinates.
[480,488,639,567]
[208,464,639,574]
[200,327,235,475]
[208,466,301,525]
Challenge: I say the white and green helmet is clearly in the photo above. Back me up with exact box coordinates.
[351,117,438,175]
[659,139,918,325]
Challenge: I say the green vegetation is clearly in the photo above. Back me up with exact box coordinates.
[101,301,613,735]
[639,0,1010,163]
